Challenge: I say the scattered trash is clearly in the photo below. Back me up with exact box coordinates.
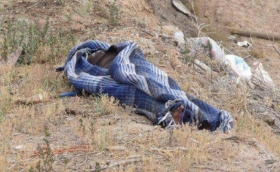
[173,31,185,50]
[251,62,275,90]
[172,0,197,22]
[223,55,252,83]
[237,41,252,48]
[188,37,225,62]
[172,0,192,16]
[187,36,276,89]
[14,145,23,150]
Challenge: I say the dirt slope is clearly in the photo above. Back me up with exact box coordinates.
[0,0,280,171]
[196,0,280,85]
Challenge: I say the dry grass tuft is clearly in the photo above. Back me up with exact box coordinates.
[0,0,280,171]
[249,48,265,59]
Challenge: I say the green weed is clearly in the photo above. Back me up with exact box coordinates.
[95,162,102,172]
[76,1,93,16]
[29,125,55,172]
[92,95,118,116]
[0,110,3,123]
[109,0,122,26]
[56,0,66,6]
[0,18,76,65]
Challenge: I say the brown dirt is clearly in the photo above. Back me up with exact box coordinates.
[1,0,280,171]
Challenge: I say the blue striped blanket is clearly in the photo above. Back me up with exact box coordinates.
[57,40,233,132]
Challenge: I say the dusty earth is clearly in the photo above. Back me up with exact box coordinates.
[196,0,280,83]
[0,0,280,171]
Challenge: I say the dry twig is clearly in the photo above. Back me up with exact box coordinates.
[230,28,280,41]
[268,45,280,56]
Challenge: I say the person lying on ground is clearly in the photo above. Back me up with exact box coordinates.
[56,40,233,132]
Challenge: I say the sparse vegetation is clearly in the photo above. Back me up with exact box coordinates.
[0,0,280,171]
[249,48,265,58]
[94,4,110,19]
[202,25,228,42]
[56,0,66,7]
[0,18,76,65]
[30,125,55,172]
[109,0,122,26]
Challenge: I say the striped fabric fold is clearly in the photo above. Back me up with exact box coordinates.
[58,40,233,132]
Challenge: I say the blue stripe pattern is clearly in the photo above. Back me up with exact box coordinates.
[58,40,233,132]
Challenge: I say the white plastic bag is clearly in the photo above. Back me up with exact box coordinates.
[173,31,185,50]
[251,62,275,90]
[188,37,225,61]
[223,55,252,82]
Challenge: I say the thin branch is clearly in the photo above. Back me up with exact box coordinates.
[268,45,280,56]
[77,155,88,166]
[252,138,275,159]
[269,166,275,172]
[229,28,280,41]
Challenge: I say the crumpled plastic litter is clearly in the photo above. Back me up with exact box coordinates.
[237,41,252,48]
[173,31,185,50]
[188,37,225,62]
[251,62,275,90]
[188,37,275,89]
[223,54,252,83]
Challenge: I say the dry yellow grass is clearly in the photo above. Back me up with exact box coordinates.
[1,0,280,171]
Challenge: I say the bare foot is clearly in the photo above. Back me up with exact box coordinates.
[172,105,184,125]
